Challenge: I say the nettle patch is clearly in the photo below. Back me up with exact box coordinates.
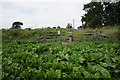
[2,40,120,79]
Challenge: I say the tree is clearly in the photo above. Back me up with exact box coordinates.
[11,21,23,29]
[81,1,120,28]
[66,23,72,29]
[77,26,82,29]
[102,2,114,26]
[57,26,61,29]
[53,27,56,29]
[103,2,120,26]
[47,27,51,29]
[81,2,103,28]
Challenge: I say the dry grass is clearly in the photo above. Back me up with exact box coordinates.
[98,26,119,39]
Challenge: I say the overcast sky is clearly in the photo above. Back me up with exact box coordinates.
[0,0,91,29]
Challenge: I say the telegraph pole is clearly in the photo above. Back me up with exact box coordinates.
[73,19,75,29]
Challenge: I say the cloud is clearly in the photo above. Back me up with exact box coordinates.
[1,0,91,29]
[0,3,2,27]
[0,0,91,2]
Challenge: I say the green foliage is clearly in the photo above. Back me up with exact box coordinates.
[57,26,61,29]
[53,27,56,29]
[82,1,120,28]
[2,40,120,79]
[11,21,23,29]
[66,23,72,29]
[2,28,68,40]
[82,2,103,28]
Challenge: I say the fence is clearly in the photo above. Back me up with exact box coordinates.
[72,30,98,41]
[44,31,68,42]
[37,29,110,43]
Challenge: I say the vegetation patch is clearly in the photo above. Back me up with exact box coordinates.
[2,40,120,79]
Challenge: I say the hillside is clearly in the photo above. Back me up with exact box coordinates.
[2,26,120,42]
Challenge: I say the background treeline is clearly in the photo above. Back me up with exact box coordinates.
[81,1,120,28]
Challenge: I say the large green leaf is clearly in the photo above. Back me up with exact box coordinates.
[96,64,111,78]
[83,71,91,78]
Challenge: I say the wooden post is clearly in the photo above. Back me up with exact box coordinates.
[69,36,72,43]
[69,36,73,43]
[58,30,61,41]
[44,31,46,42]
[96,28,98,40]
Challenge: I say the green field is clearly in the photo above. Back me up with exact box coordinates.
[2,40,120,79]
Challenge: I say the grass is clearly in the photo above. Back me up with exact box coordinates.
[1,25,120,42]
[99,26,119,36]
[98,25,120,42]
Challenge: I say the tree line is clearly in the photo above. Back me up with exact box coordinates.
[81,1,120,28]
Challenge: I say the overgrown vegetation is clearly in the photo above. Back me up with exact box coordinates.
[2,28,67,41]
[2,40,120,79]
[2,25,119,41]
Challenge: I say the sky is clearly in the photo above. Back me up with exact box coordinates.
[0,0,91,29]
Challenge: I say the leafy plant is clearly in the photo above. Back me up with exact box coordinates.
[2,40,120,79]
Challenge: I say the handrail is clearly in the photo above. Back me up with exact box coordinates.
[73,33,95,34]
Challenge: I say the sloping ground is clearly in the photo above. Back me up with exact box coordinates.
[98,26,120,40]
[2,25,120,42]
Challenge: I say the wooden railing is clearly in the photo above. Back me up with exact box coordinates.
[37,29,110,43]
[72,30,98,41]
[44,31,68,42]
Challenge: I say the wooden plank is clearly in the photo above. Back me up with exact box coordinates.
[46,37,68,40]
[46,33,66,35]
[100,34,110,37]
[46,36,68,37]
[68,32,73,34]
[46,36,58,38]
[75,30,96,31]
[46,31,58,32]
[74,36,95,37]
[60,36,68,37]
[46,34,60,35]
[46,39,62,40]
[74,38,85,40]
[74,38,93,41]
[73,33,95,34]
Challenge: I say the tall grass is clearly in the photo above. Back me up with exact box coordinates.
[2,25,119,42]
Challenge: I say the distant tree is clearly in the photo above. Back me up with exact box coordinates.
[11,21,23,29]
[53,27,56,29]
[25,28,31,30]
[66,23,72,29]
[57,26,61,28]
[2,28,5,30]
[47,27,51,29]
[77,26,82,29]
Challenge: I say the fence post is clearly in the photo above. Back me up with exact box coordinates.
[72,28,74,41]
[96,28,98,40]
[44,31,46,42]
[58,30,61,41]
[69,35,73,43]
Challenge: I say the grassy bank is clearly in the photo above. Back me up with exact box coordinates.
[2,28,68,41]
[2,25,120,41]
